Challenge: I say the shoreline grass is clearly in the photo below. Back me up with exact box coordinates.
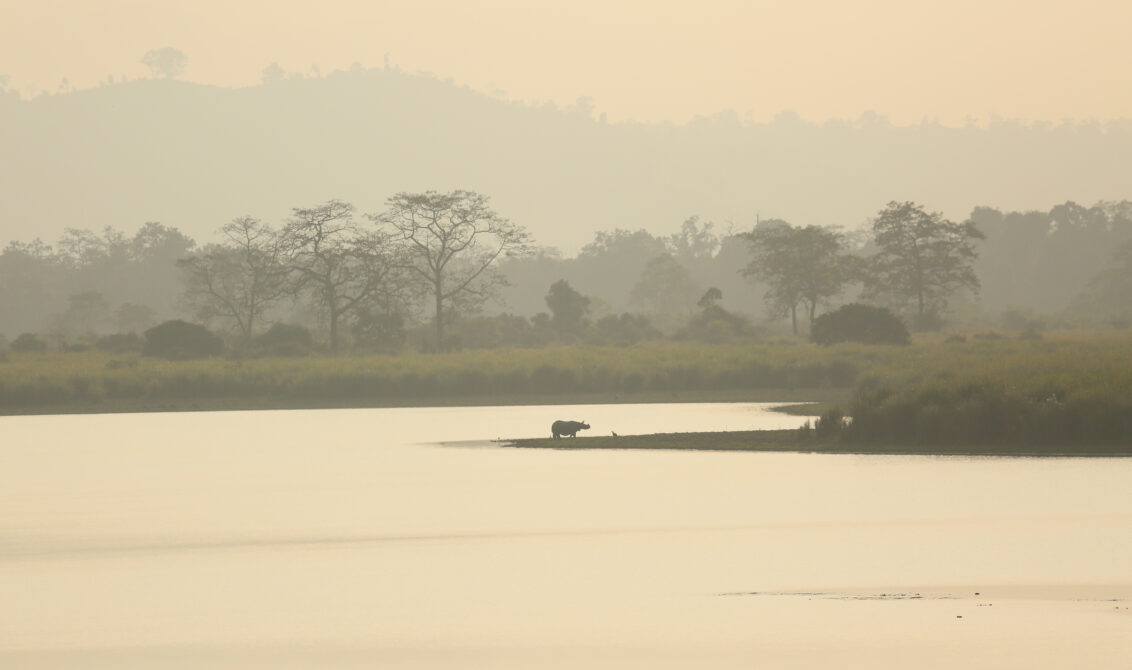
[507,429,1132,457]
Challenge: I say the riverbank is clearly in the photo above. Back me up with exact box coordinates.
[507,429,1132,457]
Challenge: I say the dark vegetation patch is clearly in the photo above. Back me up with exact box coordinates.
[143,320,224,359]
[252,323,314,357]
[811,304,910,346]
[11,333,47,353]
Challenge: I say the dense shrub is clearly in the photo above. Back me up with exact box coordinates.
[845,380,1132,449]
[96,333,144,353]
[811,304,909,346]
[352,311,406,353]
[815,406,846,440]
[254,323,314,357]
[143,320,224,359]
[11,333,47,352]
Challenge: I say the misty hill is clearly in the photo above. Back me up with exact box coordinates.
[3,68,1132,252]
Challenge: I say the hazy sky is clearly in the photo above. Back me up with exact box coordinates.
[3,0,1132,125]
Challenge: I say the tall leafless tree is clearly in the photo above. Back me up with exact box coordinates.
[178,217,289,341]
[282,200,405,352]
[374,190,531,350]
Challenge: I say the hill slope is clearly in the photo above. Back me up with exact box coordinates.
[2,69,1132,252]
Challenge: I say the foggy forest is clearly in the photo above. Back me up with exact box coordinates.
[2,66,1131,346]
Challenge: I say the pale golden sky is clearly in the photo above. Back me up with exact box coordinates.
[3,0,1131,124]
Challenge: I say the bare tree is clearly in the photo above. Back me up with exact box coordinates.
[178,217,289,341]
[374,190,531,350]
[283,200,405,352]
[140,48,188,79]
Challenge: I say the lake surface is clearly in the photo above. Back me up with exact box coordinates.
[2,403,1130,668]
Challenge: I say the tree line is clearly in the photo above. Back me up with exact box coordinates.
[180,191,529,352]
[1,195,1130,355]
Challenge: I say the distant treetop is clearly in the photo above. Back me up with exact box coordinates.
[141,48,188,79]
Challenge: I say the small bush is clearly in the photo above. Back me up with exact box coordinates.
[255,323,314,357]
[11,333,47,352]
[352,311,406,353]
[811,304,910,346]
[143,320,224,359]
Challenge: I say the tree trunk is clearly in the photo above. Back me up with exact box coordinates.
[434,279,444,351]
[245,306,255,343]
[329,306,339,353]
[790,304,798,335]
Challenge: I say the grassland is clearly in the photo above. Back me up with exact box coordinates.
[0,340,864,413]
[0,332,1129,451]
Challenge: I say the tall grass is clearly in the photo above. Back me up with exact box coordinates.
[841,332,1132,448]
[0,340,864,408]
[2,332,1130,450]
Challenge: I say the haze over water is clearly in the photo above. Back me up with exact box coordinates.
[2,404,1129,668]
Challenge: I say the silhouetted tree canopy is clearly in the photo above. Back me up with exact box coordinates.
[545,279,590,334]
[140,48,188,79]
[742,222,853,334]
[864,202,983,322]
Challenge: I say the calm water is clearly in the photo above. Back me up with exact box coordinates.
[1,403,1129,669]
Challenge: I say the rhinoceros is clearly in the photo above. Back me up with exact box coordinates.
[551,419,590,439]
